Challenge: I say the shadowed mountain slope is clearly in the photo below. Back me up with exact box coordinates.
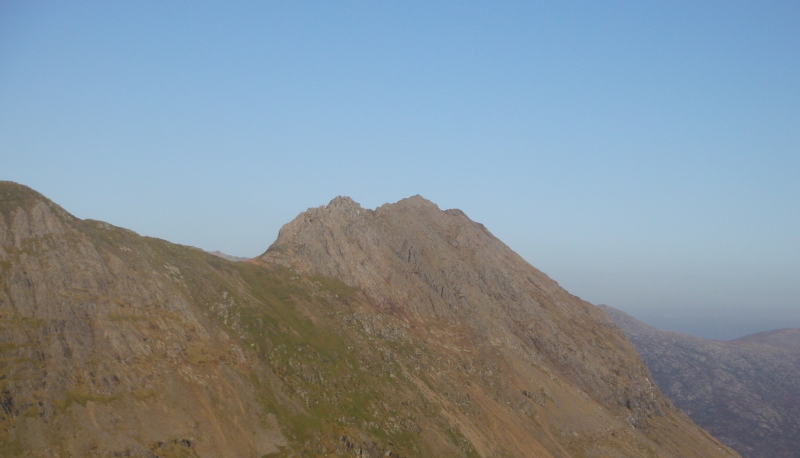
[729,328,800,353]
[600,304,800,458]
[0,182,736,456]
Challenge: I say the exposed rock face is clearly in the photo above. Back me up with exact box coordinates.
[260,195,737,457]
[0,183,737,456]
[601,304,800,458]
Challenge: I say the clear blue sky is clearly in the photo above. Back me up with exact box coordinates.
[2,1,799,339]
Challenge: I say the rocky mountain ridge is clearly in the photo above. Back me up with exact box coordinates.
[601,304,800,458]
[0,182,737,457]
[259,194,736,456]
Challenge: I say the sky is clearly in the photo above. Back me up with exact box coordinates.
[2,1,799,340]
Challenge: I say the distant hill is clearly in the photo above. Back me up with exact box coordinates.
[206,250,250,262]
[729,328,800,353]
[0,181,736,456]
[600,304,800,458]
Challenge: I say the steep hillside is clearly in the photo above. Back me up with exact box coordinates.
[601,305,800,458]
[259,195,736,457]
[0,182,736,457]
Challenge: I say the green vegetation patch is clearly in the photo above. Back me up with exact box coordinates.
[59,390,119,412]
[37,221,480,456]
[182,262,432,455]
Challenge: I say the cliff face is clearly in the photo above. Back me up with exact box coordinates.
[0,183,737,457]
[601,304,800,458]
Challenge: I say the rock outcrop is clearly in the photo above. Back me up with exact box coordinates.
[259,195,738,457]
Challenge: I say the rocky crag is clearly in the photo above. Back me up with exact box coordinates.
[601,305,800,458]
[257,195,736,457]
[0,182,736,457]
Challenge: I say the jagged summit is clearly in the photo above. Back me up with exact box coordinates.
[324,194,439,214]
[384,194,439,209]
[270,194,450,253]
[262,194,500,301]
[325,195,362,211]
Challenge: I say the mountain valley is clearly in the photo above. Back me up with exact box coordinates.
[601,305,799,458]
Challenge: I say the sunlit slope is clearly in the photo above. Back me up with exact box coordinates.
[0,182,736,457]
[260,194,738,457]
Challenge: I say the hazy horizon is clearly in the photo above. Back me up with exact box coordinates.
[2,2,798,341]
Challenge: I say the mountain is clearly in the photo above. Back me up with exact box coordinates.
[0,182,736,457]
[600,305,800,458]
[729,328,800,353]
[257,195,736,456]
[207,250,251,262]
